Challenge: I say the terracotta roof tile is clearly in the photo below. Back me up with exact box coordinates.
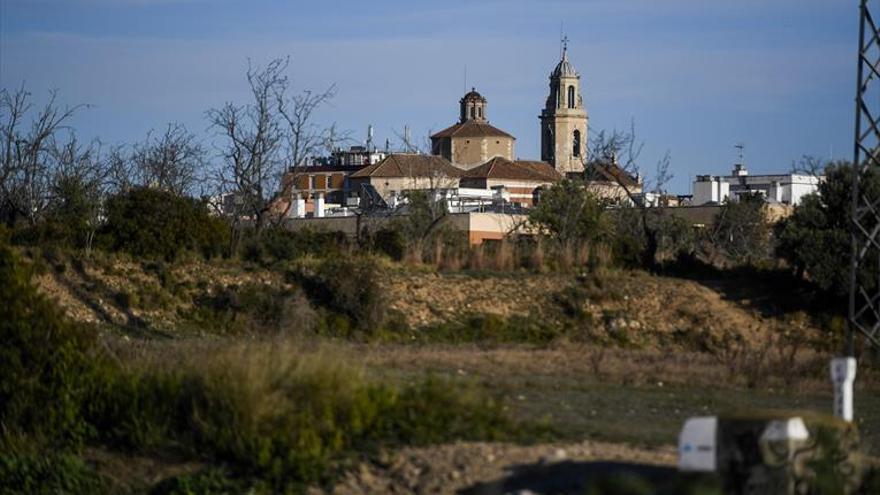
[462,157,562,182]
[430,120,515,139]
[349,154,463,179]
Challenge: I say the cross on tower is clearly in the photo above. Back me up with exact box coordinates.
[561,35,569,58]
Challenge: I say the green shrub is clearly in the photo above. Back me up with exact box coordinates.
[712,192,771,265]
[0,241,96,445]
[528,179,609,250]
[290,257,387,333]
[100,187,230,261]
[0,448,107,495]
[86,344,524,491]
[372,227,405,261]
[185,283,313,335]
[241,227,348,265]
[776,162,875,299]
[150,467,257,495]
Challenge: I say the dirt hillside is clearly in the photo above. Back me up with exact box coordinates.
[30,254,823,350]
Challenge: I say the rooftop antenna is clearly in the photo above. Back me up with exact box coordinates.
[404,125,412,153]
[735,143,745,165]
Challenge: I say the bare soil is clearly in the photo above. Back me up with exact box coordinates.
[35,254,826,352]
[332,440,676,495]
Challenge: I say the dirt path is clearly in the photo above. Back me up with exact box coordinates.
[332,440,676,495]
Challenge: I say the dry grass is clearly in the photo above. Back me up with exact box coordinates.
[357,342,841,395]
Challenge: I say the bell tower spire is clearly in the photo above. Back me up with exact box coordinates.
[540,40,588,175]
[460,87,487,123]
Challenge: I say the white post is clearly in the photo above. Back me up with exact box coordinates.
[315,192,325,218]
[831,357,857,421]
[290,195,306,219]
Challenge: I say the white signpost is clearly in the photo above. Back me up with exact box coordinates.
[831,357,857,422]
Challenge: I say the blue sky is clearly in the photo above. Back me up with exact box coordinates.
[0,0,858,193]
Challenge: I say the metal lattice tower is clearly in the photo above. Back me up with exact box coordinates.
[849,0,880,354]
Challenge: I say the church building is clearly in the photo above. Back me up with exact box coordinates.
[430,89,516,170]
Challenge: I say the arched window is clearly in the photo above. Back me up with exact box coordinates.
[478,107,482,118]
[573,129,581,157]
[470,107,475,119]
[567,85,575,109]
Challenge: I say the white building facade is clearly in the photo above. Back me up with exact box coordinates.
[692,164,821,206]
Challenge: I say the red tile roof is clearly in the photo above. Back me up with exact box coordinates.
[430,120,515,139]
[349,154,463,178]
[462,157,562,182]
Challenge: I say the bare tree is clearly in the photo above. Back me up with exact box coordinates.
[104,143,136,194]
[207,57,340,241]
[274,76,338,221]
[278,82,336,170]
[0,85,87,227]
[583,121,674,270]
[131,122,204,196]
[321,123,354,157]
[207,58,287,240]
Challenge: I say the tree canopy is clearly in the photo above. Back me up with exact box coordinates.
[777,162,879,297]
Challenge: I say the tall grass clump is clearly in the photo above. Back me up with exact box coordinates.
[91,341,521,490]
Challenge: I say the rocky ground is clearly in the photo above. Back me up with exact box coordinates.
[383,268,823,350]
[31,253,826,352]
[332,440,677,495]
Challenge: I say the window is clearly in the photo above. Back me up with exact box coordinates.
[478,107,482,118]
[573,130,581,157]
[567,85,575,109]
[309,175,316,189]
[470,107,475,119]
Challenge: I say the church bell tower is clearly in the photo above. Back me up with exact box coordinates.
[540,39,588,175]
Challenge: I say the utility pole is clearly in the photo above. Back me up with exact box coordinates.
[840,0,880,422]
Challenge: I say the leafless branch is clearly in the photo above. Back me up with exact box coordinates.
[0,84,90,226]
[131,122,204,196]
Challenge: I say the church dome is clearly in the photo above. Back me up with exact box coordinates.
[552,52,578,78]
[461,88,486,102]
[459,87,488,122]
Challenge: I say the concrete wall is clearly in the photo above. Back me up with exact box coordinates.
[348,176,461,199]
[657,203,794,227]
[693,177,730,205]
[282,212,528,245]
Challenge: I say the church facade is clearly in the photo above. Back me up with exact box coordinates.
[430,89,516,170]
[430,44,589,177]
